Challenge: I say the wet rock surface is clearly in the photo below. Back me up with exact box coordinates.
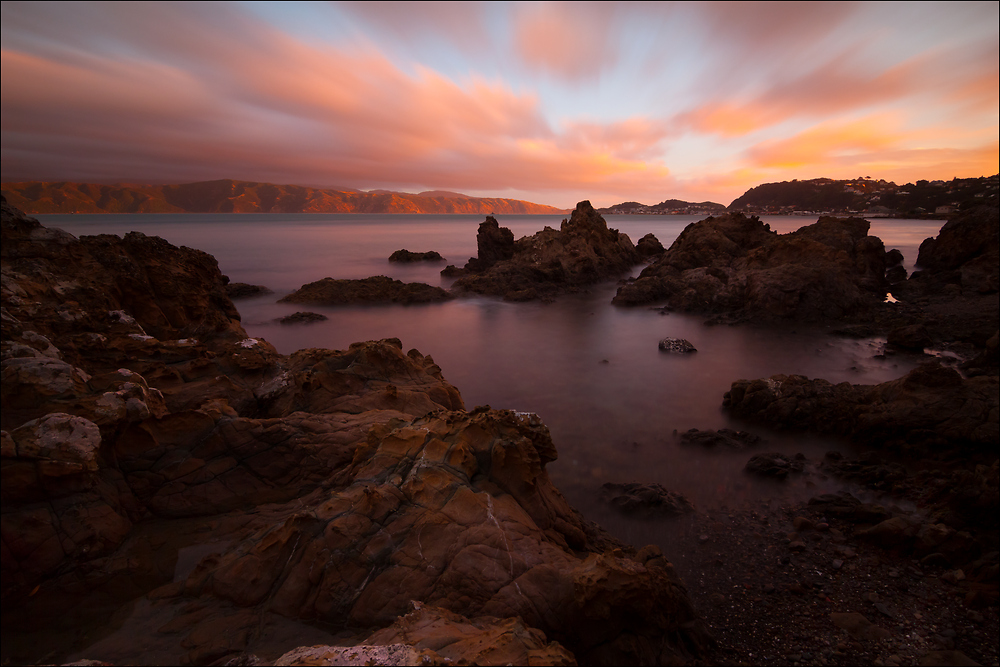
[279,275,452,305]
[613,213,889,324]
[445,201,640,301]
[1,199,711,666]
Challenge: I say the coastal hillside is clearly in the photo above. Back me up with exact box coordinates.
[0,179,567,215]
[599,198,726,215]
[728,175,999,216]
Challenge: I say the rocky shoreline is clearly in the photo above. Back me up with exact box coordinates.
[3,195,997,666]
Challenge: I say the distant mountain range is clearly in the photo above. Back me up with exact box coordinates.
[0,180,567,215]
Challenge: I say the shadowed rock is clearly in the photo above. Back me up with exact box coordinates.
[724,361,998,451]
[280,275,452,305]
[446,202,640,301]
[388,249,445,263]
[276,311,327,324]
[614,213,889,323]
[599,482,695,516]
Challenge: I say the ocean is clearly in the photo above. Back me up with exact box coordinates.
[39,212,945,543]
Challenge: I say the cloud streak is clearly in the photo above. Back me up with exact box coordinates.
[1,2,996,207]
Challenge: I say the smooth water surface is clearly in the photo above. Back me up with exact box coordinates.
[40,213,943,518]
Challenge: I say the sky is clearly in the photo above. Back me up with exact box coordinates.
[1,1,998,208]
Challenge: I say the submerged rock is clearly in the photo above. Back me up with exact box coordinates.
[447,202,640,301]
[280,275,452,305]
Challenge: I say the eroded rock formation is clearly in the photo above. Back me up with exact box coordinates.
[614,213,890,323]
[444,202,640,301]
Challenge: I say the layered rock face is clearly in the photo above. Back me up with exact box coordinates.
[614,213,889,322]
[446,201,640,301]
[1,198,710,665]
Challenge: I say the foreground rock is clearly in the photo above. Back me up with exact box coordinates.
[445,201,640,301]
[614,213,889,323]
[1,198,710,665]
[279,275,452,305]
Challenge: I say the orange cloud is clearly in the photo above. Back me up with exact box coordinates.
[746,117,903,169]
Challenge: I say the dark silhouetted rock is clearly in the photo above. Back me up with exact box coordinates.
[614,213,888,323]
[449,202,640,301]
[599,482,695,516]
[635,233,665,258]
[658,337,696,353]
[724,362,998,451]
[388,249,445,262]
[279,275,452,305]
[276,311,328,324]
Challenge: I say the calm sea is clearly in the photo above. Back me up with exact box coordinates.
[39,212,945,535]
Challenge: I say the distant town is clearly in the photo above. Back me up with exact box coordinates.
[601,175,999,218]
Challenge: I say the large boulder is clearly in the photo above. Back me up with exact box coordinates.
[614,213,889,323]
[448,202,640,301]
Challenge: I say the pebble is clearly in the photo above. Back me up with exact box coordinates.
[832,559,844,570]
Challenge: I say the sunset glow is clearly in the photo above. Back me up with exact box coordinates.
[1,1,997,208]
